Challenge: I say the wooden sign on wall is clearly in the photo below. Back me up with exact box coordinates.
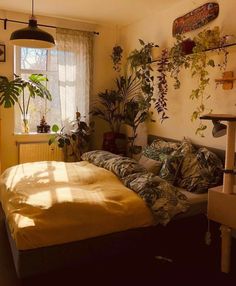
[172,2,219,36]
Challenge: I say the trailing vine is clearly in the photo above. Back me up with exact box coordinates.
[189,27,227,136]
[168,34,192,89]
[128,39,158,105]
[155,26,229,136]
[156,49,169,121]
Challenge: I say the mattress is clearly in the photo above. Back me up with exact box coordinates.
[0,160,208,278]
[0,161,154,250]
[2,188,208,278]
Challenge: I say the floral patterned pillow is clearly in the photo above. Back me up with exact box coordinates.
[158,153,183,184]
[122,172,188,224]
[141,139,183,183]
[176,146,223,193]
[81,150,119,168]
[82,150,189,224]
[81,150,147,178]
[142,139,180,161]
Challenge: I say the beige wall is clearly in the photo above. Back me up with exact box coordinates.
[1,1,236,170]
[0,10,116,171]
[120,0,236,151]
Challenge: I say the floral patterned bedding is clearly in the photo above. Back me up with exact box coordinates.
[81,151,188,225]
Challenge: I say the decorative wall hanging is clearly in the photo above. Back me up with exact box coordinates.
[172,2,219,36]
[0,44,6,62]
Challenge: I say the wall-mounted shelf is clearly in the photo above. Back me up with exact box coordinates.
[150,42,236,63]
[215,71,236,90]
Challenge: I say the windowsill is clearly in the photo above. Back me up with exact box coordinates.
[14,132,55,136]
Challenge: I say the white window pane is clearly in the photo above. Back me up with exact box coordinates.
[21,48,47,70]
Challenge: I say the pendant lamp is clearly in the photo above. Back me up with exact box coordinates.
[10,0,55,48]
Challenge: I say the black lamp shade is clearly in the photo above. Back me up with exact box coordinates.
[212,120,227,138]
[10,19,55,48]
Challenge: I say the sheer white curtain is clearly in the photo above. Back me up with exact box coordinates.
[56,28,93,125]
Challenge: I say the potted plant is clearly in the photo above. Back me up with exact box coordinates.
[111,45,123,72]
[49,112,94,161]
[90,88,127,155]
[0,74,52,133]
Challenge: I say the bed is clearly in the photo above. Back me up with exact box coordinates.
[0,135,224,278]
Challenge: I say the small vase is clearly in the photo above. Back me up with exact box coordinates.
[21,114,30,133]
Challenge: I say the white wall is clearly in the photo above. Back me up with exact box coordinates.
[120,0,236,150]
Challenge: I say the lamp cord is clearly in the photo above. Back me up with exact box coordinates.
[32,0,34,18]
[205,218,212,245]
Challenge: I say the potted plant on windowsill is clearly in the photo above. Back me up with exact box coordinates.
[0,74,52,133]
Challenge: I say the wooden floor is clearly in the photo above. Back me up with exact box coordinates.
[1,210,236,286]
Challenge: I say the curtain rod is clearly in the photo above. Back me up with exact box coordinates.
[0,17,99,35]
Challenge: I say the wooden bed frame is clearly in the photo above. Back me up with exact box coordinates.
[3,207,208,278]
[2,134,225,278]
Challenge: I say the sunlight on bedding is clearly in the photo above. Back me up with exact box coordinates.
[26,190,53,208]
[55,187,73,203]
[0,161,154,250]
[14,214,35,228]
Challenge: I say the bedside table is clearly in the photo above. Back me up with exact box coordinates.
[208,185,236,273]
[200,113,236,273]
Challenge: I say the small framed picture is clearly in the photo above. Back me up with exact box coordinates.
[0,44,6,62]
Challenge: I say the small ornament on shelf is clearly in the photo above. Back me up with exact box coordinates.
[37,116,51,133]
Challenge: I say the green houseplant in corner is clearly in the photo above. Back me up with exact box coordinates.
[91,40,157,157]
[90,88,127,155]
[0,74,52,133]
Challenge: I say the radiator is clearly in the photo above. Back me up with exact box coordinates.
[17,141,64,164]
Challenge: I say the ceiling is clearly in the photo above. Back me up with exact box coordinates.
[0,0,182,26]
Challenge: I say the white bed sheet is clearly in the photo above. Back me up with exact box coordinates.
[175,188,208,219]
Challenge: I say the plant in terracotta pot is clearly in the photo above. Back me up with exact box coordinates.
[90,88,127,155]
[0,74,52,133]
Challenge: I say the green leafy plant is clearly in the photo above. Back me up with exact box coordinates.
[92,40,158,157]
[90,89,124,133]
[0,74,52,132]
[49,112,94,161]
[156,26,229,136]
[189,26,227,136]
[156,49,169,121]
[124,97,153,156]
[128,39,158,105]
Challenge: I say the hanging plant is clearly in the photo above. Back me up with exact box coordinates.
[128,39,158,107]
[168,34,192,89]
[111,45,123,72]
[155,26,230,135]
[189,26,228,136]
[155,49,169,121]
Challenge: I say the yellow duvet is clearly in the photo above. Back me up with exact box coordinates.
[0,161,154,250]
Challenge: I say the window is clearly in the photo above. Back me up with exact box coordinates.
[14,47,61,133]
[14,29,93,134]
